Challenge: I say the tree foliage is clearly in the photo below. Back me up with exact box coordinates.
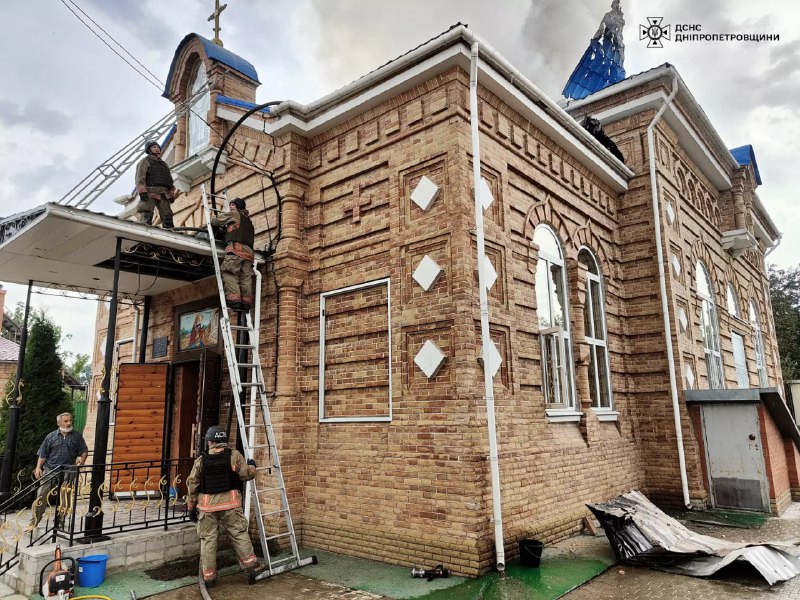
[768,264,800,383]
[0,311,73,473]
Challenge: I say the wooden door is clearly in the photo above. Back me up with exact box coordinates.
[112,363,168,491]
[196,350,222,455]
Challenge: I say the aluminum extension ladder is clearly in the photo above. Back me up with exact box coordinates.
[201,184,314,580]
[57,84,210,210]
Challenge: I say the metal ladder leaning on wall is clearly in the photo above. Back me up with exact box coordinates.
[201,184,314,580]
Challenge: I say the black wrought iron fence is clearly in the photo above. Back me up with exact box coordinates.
[0,458,194,576]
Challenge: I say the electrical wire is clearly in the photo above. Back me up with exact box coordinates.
[59,0,162,90]
[63,0,164,87]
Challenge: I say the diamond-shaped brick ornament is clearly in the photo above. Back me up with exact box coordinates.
[478,341,503,378]
[483,256,498,290]
[412,255,443,292]
[479,177,494,210]
[410,176,440,211]
[685,365,695,389]
[666,201,676,225]
[414,340,446,379]
[670,254,681,277]
[678,307,688,333]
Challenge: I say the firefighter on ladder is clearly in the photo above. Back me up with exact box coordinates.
[187,426,262,586]
[211,197,255,312]
[135,140,179,228]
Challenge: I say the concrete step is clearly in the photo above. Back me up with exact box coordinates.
[0,579,27,600]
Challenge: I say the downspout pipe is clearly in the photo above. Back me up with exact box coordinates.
[647,71,691,508]
[470,42,506,572]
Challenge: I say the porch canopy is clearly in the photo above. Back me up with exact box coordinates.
[0,203,260,296]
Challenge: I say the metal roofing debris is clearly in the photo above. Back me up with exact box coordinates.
[562,0,626,101]
[163,33,260,98]
[730,144,763,186]
[588,490,800,586]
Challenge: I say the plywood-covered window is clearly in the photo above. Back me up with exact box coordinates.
[319,279,392,422]
[187,61,210,156]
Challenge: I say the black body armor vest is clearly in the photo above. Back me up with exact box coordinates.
[226,212,255,248]
[145,158,174,188]
[200,448,239,494]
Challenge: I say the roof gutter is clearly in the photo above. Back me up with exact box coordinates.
[266,26,632,183]
[647,72,692,509]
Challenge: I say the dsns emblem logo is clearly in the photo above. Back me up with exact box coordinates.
[640,17,671,48]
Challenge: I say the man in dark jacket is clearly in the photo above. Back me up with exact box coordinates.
[211,197,255,312]
[135,140,179,228]
[187,426,261,586]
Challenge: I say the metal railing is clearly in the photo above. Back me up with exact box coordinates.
[0,458,194,576]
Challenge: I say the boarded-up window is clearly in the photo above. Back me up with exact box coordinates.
[319,279,392,422]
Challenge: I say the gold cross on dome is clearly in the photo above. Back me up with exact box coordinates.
[208,0,228,47]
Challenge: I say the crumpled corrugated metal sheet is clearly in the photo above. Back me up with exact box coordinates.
[588,490,800,586]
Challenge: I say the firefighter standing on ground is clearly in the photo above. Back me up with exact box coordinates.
[211,197,255,312]
[135,140,179,228]
[187,426,261,586]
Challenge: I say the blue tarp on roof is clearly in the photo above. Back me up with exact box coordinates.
[730,144,762,186]
[163,33,259,98]
[562,1,626,101]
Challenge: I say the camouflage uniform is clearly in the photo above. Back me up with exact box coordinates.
[135,154,177,228]
[211,209,255,307]
[187,445,259,583]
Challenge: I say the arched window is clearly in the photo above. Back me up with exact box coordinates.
[534,226,575,409]
[749,301,768,387]
[696,262,724,389]
[579,249,613,410]
[726,284,740,318]
[187,61,210,156]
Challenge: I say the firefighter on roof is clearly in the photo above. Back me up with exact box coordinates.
[135,140,179,228]
[187,425,261,586]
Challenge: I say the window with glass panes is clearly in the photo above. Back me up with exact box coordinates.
[534,226,575,408]
[749,301,768,387]
[695,262,724,389]
[187,62,211,156]
[579,249,613,409]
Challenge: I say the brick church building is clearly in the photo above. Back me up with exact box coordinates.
[67,6,793,576]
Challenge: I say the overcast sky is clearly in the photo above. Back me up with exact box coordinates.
[0,0,797,360]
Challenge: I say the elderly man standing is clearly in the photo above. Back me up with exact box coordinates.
[30,412,88,527]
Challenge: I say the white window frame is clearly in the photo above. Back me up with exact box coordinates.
[187,61,211,156]
[726,284,741,319]
[318,278,392,423]
[696,262,724,389]
[579,248,616,418]
[534,226,578,419]
[749,301,768,387]
[731,331,749,389]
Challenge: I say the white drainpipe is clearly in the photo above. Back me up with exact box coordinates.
[647,71,691,508]
[470,41,505,572]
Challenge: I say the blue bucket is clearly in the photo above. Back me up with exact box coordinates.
[77,554,109,588]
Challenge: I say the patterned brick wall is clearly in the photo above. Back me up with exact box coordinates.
[84,62,789,576]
